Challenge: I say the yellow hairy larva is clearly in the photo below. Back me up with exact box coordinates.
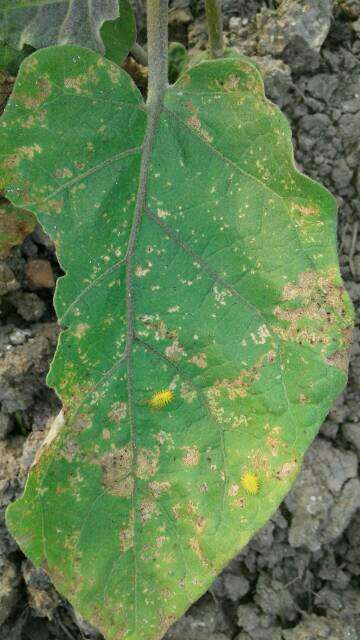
[241,472,260,495]
[148,389,174,409]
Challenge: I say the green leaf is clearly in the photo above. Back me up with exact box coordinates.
[168,42,188,84]
[101,0,137,67]
[186,46,260,73]
[0,41,34,76]
[0,0,119,53]
[0,202,36,259]
[1,47,353,640]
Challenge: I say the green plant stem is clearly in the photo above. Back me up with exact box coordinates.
[205,0,224,58]
[146,0,169,107]
[130,42,148,66]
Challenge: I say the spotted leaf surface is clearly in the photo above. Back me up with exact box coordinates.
[1,47,353,640]
[0,0,118,53]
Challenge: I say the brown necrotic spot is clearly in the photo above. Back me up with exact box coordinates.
[185,100,213,143]
[108,401,127,424]
[3,143,42,170]
[232,497,246,509]
[136,447,160,480]
[276,460,298,480]
[326,348,351,372]
[181,445,199,467]
[188,538,208,566]
[228,483,239,497]
[64,65,99,94]
[60,437,80,462]
[119,515,134,553]
[71,412,92,434]
[188,353,207,368]
[73,323,89,338]
[180,383,197,404]
[140,499,157,523]
[165,339,186,362]
[99,445,133,497]
[326,325,352,371]
[17,75,52,109]
[149,480,171,497]
[291,202,320,217]
[275,270,351,348]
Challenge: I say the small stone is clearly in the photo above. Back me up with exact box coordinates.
[310,440,357,494]
[229,16,241,31]
[282,614,357,639]
[331,159,353,189]
[306,74,338,102]
[339,0,360,18]
[257,0,332,58]
[305,96,324,112]
[22,559,60,619]
[21,236,38,258]
[355,167,360,195]
[251,520,275,553]
[320,420,339,440]
[339,112,360,142]
[223,573,250,602]
[282,37,320,73]
[254,574,297,621]
[9,328,31,346]
[0,557,21,625]
[300,113,332,134]
[286,440,359,551]
[166,593,231,639]
[325,478,360,544]
[25,259,55,289]
[21,428,48,470]
[342,423,360,451]
[0,411,13,440]
[342,97,360,113]
[168,6,192,26]
[10,291,46,322]
[328,394,350,423]
[314,585,343,611]
[237,604,260,632]
[252,56,292,108]
[0,263,19,296]
[352,16,360,32]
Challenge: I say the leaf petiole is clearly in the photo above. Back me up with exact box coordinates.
[205,0,224,58]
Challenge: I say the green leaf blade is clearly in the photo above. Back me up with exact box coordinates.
[101,0,137,66]
[0,0,119,53]
[1,47,353,640]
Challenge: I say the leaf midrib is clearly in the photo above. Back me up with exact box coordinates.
[123,96,166,631]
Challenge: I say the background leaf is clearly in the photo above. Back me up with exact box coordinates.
[0,41,34,76]
[0,0,119,54]
[101,0,137,67]
[0,47,353,640]
[168,42,188,84]
[0,202,36,259]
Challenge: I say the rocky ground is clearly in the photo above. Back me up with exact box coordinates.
[0,1,359,639]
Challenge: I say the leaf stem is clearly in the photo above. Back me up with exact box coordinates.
[130,42,148,66]
[205,0,224,58]
[146,0,169,107]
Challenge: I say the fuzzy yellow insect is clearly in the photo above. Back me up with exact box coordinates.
[241,472,260,495]
[149,389,174,409]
